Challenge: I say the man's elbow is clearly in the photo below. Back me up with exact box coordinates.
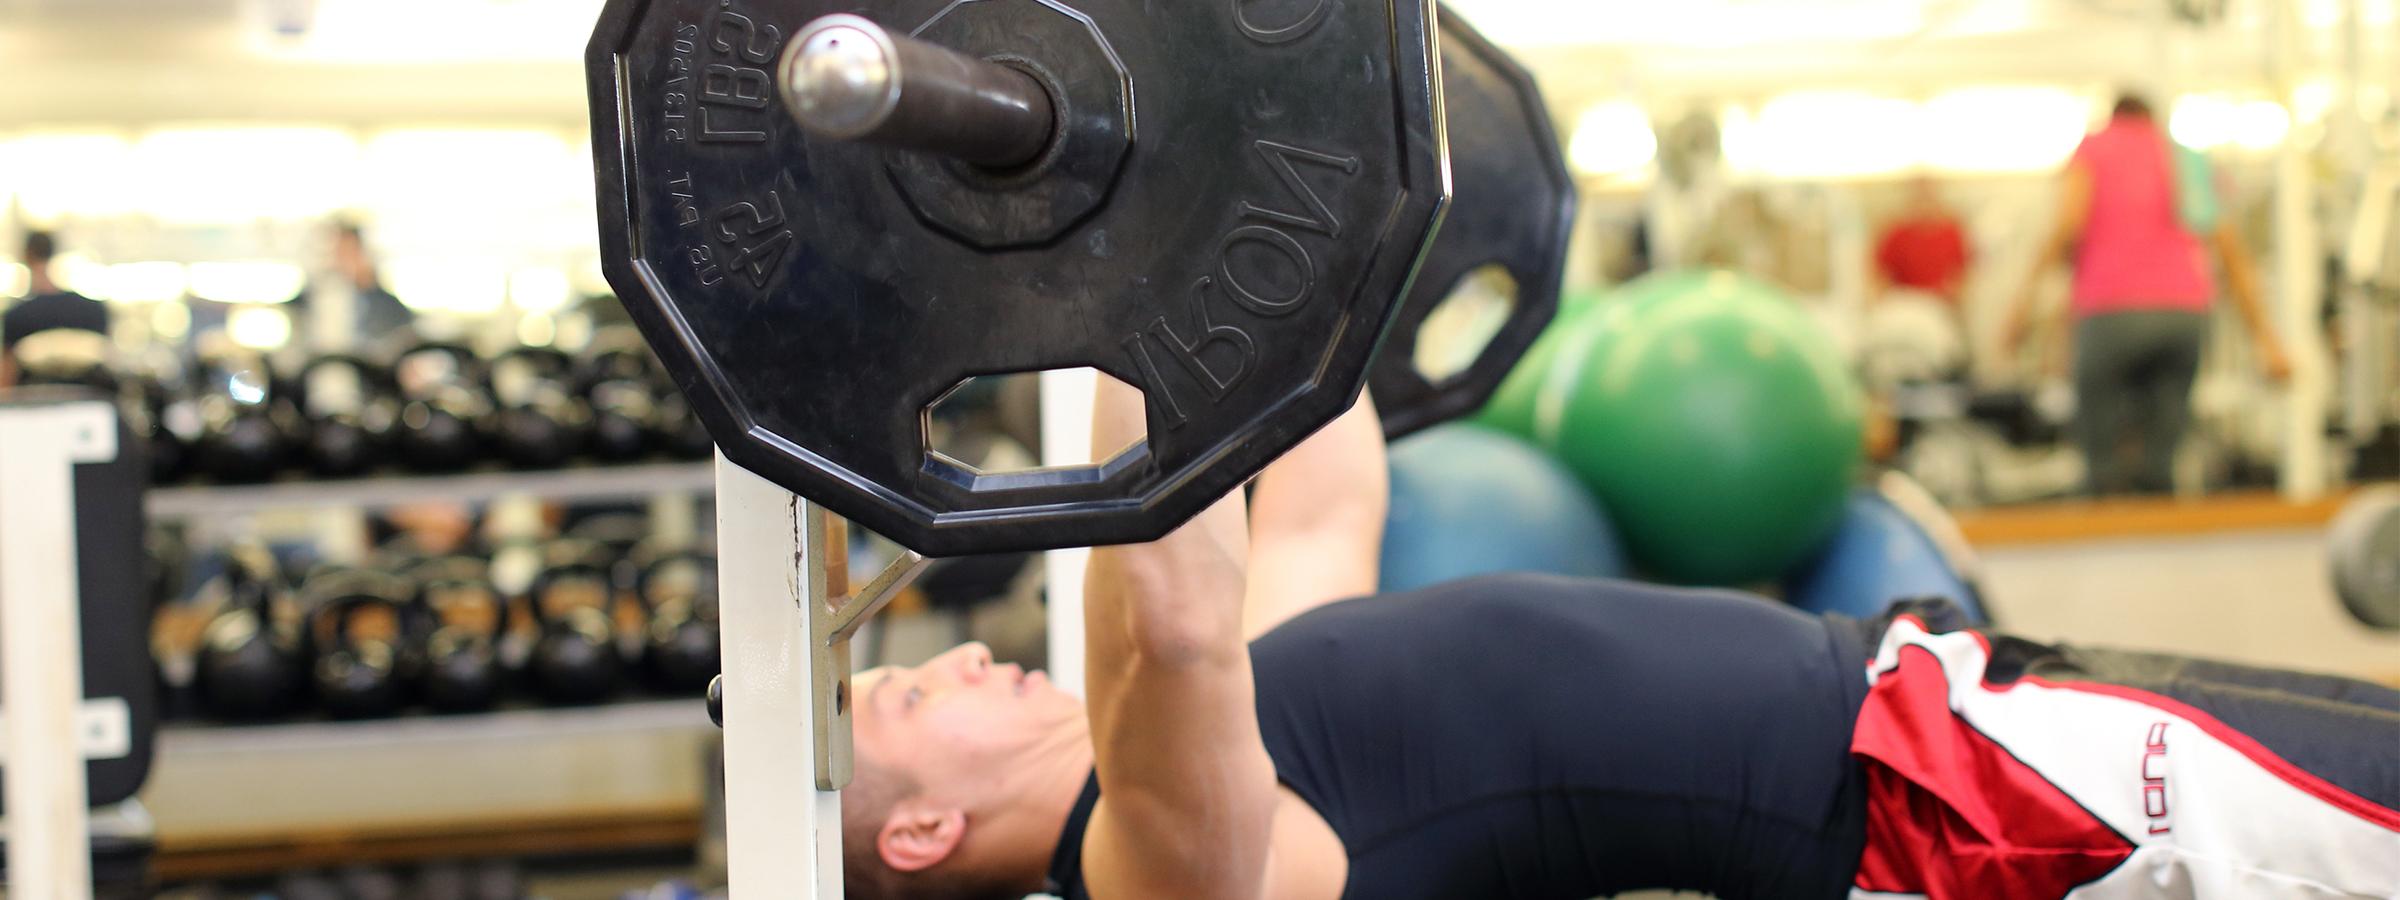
[1121,602,1246,668]
[1093,548,1247,666]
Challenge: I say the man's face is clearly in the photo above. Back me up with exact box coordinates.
[332,233,369,277]
[854,642,1085,796]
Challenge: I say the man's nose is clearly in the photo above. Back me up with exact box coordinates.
[944,642,994,684]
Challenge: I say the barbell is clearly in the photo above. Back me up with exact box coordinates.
[587,0,1573,555]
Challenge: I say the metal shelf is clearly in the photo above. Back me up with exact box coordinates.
[145,700,718,873]
[145,462,715,518]
[155,698,710,754]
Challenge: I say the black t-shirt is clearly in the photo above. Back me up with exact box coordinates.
[2,291,109,356]
[1045,574,1876,900]
[290,284,416,347]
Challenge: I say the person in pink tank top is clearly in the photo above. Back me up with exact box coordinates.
[2004,93,2288,496]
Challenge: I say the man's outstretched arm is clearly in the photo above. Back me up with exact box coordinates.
[1244,392,1386,639]
[1079,376,1281,900]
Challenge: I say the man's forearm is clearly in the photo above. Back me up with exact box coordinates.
[1078,378,1280,900]
[1086,374,1249,661]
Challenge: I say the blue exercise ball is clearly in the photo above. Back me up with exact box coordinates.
[1782,476,1988,624]
[1380,424,1629,592]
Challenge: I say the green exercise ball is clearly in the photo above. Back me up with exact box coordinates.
[1474,288,1609,438]
[1530,269,1863,586]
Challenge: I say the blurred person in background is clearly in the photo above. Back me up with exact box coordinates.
[1,230,110,388]
[1858,177,1974,465]
[291,220,414,352]
[1872,175,1973,306]
[2004,92,2290,497]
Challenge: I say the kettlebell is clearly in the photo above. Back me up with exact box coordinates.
[276,871,346,900]
[632,547,719,693]
[653,378,714,460]
[304,567,418,719]
[193,545,305,720]
[581,325,712,460]
[191,347,304,483]
[486,345,591,469]
[391,342,493,472]
[410,555,509,713]
[146,526,189,611]
[11,329,118,393]
[567,512,651,590]
[525,540,625,705]
[294,353,400,478]
[578,334,663,463]
[124,367,192,484]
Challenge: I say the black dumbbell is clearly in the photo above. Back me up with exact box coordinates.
[409,555,509,713]
[578,333,663,463]
[294,354,401,478]
[632,546,718,693]
[303,566,419,719]
[191,348,304,483]
[192,545,306,720]
[524,540,625,705]
[486,345,592,469]
[390,342,492,472]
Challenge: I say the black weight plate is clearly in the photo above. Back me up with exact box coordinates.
[589,0,1447,556]
[1371,5,1574,439]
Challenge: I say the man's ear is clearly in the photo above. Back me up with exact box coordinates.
[878,804,968,873]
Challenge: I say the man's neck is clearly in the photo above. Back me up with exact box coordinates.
[997,728,1098,892]
[28,271,57,295]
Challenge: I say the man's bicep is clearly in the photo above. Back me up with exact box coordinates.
[1244,528,1378,640]
[1083,660,1282,900]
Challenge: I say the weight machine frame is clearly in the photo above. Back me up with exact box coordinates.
[714,370,1095,897]
[714,455,924,896]
[0,399,116,900]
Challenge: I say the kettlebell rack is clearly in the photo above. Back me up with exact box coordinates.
[140,459,723,879]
